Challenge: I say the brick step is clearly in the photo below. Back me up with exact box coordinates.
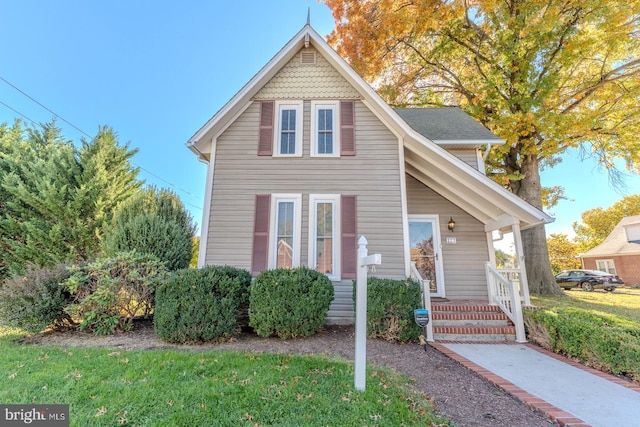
[432,312,511,321]
[434,332,517,342]
[431,303,502,312]
[433,325,516,335]
[431,302,517,342]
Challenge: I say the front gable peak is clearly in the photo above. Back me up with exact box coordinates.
[254,46,361,100]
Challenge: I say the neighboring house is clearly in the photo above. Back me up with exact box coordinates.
[186,23,553,329]
[581,215,640,285]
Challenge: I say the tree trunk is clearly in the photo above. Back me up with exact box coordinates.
[517,155,564,295]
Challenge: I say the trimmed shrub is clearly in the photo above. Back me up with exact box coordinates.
[249,268,334,339]
[0,264,75,333]
[102,187,196,271]
[525,308,640,382]
[154,266,251,343]
[65,252,168,335]
[357,277,422,342]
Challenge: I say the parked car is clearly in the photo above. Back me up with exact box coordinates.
[555,269,624,292]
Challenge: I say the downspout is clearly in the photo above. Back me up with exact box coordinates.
[482,143,492,162]
[188,142,208,163]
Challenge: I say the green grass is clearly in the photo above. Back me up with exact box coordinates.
[527,288,640,382]
[0,326,452,427]
[531,287,640,322]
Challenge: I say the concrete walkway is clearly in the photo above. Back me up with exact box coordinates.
[432,343,640,427]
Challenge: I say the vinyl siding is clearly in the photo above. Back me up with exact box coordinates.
[255,46,361,100]
[205,100,406,279]
[406,174,489,299]
[447,149,480,170]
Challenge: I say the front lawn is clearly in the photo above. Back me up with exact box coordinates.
[0,327,451,426]
[531,287,640,323]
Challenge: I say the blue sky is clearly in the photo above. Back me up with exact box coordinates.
[1,1,638,238]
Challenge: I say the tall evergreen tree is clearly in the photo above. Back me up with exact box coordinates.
[102,186,196,271]
[0,120,141,278]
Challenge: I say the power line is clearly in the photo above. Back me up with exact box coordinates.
[0,99,39,125]
[0,75,202,208]
[0,75,90,138]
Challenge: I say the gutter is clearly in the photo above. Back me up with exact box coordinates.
[186,141,208,164]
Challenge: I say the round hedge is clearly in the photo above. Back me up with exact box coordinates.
[154,266,251,343]
[249,267,334,339]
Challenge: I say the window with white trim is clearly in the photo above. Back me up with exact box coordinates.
[308,194,341,280]
[596,259,617,275]
[274,101,303,157]
[311,101,340,157]
[269,194,302,269]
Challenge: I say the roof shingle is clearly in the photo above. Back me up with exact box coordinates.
[394,107,502,142]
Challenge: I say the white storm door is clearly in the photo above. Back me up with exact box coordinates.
[409,216,445,297]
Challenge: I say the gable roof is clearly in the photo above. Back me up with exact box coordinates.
[394,107,505,148]
[581,215,640,257]
[186,24,553,231]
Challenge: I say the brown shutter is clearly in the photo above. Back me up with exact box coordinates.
[340,100,355,156]
[341,195,357,279]
[258,101,274,156]
[251,194,271,276]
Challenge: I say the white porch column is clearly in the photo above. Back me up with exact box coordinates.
[511,222,531,306]
[485,231,497,305]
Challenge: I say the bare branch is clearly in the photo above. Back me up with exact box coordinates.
[562,59,640,113]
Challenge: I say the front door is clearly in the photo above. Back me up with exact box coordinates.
[409,216,445,297]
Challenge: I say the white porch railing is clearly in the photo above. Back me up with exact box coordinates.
[410,262,434,342]
[485,263,526,343]
[495,268,531,306]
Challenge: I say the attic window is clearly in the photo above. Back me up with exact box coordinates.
[625,223,640,242]
[300,50,316,65]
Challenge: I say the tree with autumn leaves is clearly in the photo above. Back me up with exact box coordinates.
[324,0,640,294]
[547,194,640,273]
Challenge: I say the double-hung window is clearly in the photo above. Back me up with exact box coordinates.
[311,101,339,157]
[274,101,303,157]
[309,195,340,280]
[596,259,617,275]
[269,194,302,269]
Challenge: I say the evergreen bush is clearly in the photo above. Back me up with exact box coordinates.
[357,277,422,342]
[0,264,75,333]
[525,308,640,382]
[154,266,251,343]
[65,252,168,335]
[102,186,195,271]
[249,268,334,339]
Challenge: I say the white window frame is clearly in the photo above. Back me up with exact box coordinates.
[268,194,302,269]
[310,101,340,157]
[596,259,617,275]
[308,194,341,280]
[273,100,303,157]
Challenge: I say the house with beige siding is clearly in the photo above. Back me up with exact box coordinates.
[187,24,553,340]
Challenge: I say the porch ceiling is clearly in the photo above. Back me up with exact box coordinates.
[403,140,552,231]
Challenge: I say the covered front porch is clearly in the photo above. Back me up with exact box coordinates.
[409,217,535,343]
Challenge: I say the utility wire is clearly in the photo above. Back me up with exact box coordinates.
[0,75,202,210]
[0,99,39,125]
[0,75,90,138]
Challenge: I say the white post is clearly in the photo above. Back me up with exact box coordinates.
[512,223,531,306]
[354,236,381,391]
[485,231,497,305]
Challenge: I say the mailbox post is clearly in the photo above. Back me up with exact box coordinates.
[354,236,381,391]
